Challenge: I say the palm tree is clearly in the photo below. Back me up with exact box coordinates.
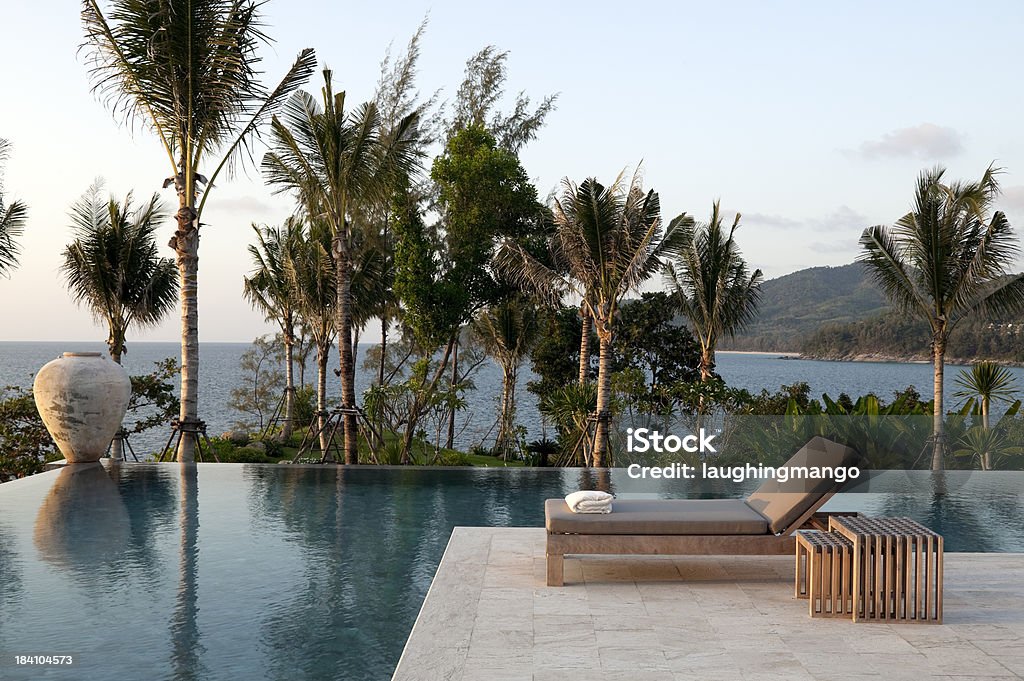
[0,139,27,278]
[859,166,1024,470]
[498,171,683,466]
[664,201,763,381]
[472,296,540,459]
[81,0,316,461]
[60,183,178,459]
[285,218,336,452]
[244,219,303,441]
[954,361,1018,470]
[262,69,421,464]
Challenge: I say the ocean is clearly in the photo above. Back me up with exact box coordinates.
[3,342,1020,456]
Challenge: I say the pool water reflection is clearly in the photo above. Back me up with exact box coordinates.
[0,464,1021,680]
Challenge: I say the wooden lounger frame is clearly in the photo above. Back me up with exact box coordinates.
[546,494,847,586]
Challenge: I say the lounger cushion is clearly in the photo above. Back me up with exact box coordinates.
[545,498,769,536]
[744,436,859,534]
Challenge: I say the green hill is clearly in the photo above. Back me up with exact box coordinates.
[721,263,888,351]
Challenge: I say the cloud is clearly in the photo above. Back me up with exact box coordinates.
[849,123,964,161]
[741,211,803,229]
[812,205,870,233]
[738,205,869,235]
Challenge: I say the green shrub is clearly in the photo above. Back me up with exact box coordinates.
[258,438,285,459]
[436,450,473,466]
[217,446,273,464]
[292,386,317,429]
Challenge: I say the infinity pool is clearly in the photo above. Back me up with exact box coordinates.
[0,464,1022,680]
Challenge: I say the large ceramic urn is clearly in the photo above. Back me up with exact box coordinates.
[33,352,131,463]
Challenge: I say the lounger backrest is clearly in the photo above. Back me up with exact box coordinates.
[743,436,858,534]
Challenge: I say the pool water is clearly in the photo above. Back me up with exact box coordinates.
[0,464,1022,680]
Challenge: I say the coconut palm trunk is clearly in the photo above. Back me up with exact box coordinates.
[593,332,612,467]
[173,196,201,462]
[495,364,517,458]
[334,238,358,465]
[699,345,715,382]
[108,342,125,458]
[316,343,330,452]
[578,308,591,384]
[931,334,946,470]
[282,333,295,441]
[109,342,125,460]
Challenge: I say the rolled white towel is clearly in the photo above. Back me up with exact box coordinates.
[565,490,613,514]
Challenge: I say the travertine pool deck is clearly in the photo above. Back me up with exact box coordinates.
[392,527,1024,681]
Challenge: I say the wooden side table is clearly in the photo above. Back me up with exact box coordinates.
[829,516,943,624]
[795,530,854,618]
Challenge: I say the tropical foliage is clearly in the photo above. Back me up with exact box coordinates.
[499,171,684,465]
[262,68,421,464]
[859,165,1024,469]
[0,138,27,278]
[472,296,539,458]
[664,201,763,380]
[81,0,316,460]
[244,220,303,440]
[61,182,178,364]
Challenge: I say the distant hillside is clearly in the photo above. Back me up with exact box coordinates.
[722,263,888,351]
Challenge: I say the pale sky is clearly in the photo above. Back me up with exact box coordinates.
[2,1,1023,343]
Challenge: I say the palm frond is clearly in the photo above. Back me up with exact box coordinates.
[60,185,177,353]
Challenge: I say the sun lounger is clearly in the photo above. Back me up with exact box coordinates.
[545,436,858,586]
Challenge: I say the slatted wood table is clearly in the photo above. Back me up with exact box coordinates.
[828,516,943,623]
[795,530,854,618]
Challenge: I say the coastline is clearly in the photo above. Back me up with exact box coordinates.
[716,350,801,357]
[759,351,1024,368]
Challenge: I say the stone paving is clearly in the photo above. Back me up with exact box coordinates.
[392,527,1024,681]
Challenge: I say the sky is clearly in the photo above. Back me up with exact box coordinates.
[2,0,1024,343]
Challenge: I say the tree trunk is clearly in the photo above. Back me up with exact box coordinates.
[578,308,591,384]
[317,342,329,453]
[931,334,946,471]
[446,337,459,450]
[110,346,124,461]
[699,344,715,382]
[378,317,388,386]
[982,396,991,471]
[333,236,358,465]
[497,363,518,460]
[593,332,612,467]
[171,201,200,463]
[352,328,360,385]
[402,337,455,463]
[497,364,512,458]
[281,329,295,442]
